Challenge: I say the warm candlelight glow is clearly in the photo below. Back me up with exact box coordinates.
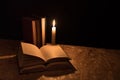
[52,26,56,31]
[51,19,56,45]
[52,19,56,27]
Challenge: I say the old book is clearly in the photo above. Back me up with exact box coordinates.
[17,41,73,74]
[22,17,34,44]
[22,17,42,47]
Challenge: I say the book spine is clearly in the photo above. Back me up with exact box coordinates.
[35,20,42,47]
[32,20,37,45]
[22,17,34,44]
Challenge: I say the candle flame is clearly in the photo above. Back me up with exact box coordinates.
[52,19,56,27]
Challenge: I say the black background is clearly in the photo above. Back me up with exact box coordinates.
[1,0,120,49]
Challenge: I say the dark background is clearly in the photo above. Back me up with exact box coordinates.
[1,0,120,49]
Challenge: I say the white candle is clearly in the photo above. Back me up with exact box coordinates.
[51,19,56,44]
[41,18,46,46]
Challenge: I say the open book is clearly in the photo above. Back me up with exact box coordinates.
[17,42,74,74]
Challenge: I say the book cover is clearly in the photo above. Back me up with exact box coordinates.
[17,42,75,74]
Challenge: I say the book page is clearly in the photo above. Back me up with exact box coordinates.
[21,42,46,61]
[40,44,70,62]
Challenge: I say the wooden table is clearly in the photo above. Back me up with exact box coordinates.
[0,39,120,80]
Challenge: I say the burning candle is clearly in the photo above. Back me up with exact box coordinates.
[51,19,56,44]
[41,18,46,46]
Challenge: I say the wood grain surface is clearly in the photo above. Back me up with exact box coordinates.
[0,39,120,80]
